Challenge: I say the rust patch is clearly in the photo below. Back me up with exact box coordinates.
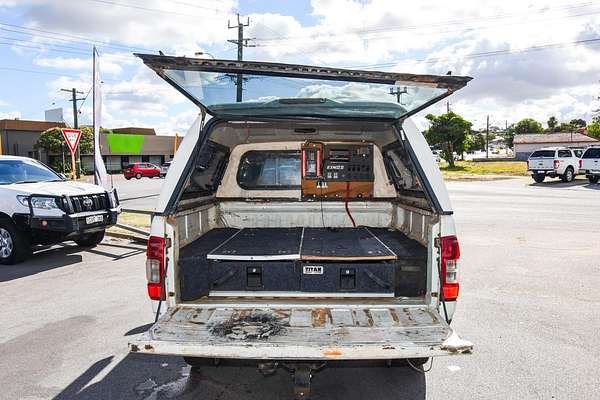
[312,308,330,327]
[364,309,374,327]
[144,344,154,352]
[323,349,343,356]
[382,345,396,350]
[130,344,139,352]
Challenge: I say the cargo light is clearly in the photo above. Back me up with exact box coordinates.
[554,160,560,169]
[146,235,165,300]
[441,235,460,301]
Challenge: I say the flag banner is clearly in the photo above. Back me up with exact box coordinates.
[93,46,109,188]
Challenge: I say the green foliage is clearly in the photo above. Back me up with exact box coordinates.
[569,118,586,128]
[554,122,574,132]
[588,119,600,139]
[547,116,558,131]
[424,112,472,167]
[505,118,543,148]
[35,126,94,155]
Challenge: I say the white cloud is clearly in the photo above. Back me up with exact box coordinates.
[34,55,125,75]
[0,110,21,119]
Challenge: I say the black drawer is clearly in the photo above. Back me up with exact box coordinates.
[209,261,300,292]
[300,262,395,293]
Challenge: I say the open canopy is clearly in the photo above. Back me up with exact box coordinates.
[136,54,472,120]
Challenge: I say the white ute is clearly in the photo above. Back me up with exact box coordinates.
[580,146,600,184]
[527,147,580,183]
[0,156,120,264]
[129,55,474,397]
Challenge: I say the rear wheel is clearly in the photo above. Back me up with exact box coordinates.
[588,176,599,184]
[125,177,131,180]
[135,173,142,179]
[532,174,545,183]
[561,167,574,183]
[0,219,31,265]
[74,230,105,247]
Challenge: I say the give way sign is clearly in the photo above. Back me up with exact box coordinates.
[61,128,82,153]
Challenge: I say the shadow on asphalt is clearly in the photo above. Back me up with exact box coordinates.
[124,323,155,336]
[527,179,592,189]
[52,354,427,400]
[0,240,146,282]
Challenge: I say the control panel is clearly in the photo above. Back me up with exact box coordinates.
[301,142,375,199]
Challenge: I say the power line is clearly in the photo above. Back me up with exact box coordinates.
[0,22,156,53]
[345,36,600,70]
[254,1,600,42]
[86,0,232,19]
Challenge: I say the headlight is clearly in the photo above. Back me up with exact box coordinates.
[16,195,30,207]
[30,196,59,210]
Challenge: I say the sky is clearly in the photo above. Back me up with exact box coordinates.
[1,0,600,135]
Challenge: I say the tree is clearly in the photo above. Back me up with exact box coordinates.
[554,122,573,132]
[547,116,558,131]
[569,118,586,128]
[504,118,543,148]
[35,126,94,172]
[588,119,600,139]
[424,112,472,167]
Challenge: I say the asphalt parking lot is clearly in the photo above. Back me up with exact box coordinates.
[1,177,599,399]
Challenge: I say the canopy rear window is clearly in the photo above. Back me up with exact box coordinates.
[136,55,472,120]
[530,150,555,158]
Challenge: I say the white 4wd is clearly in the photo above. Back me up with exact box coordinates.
[527,147,580,183]
[0,156,121,264]
[580,146,600,184]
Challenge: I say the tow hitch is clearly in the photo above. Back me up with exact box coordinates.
[282,363,326,399]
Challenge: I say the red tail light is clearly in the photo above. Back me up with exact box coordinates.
[554,160,560,169]
[441,235,460,301]
[579,159,582,169]
[146,236,165,300]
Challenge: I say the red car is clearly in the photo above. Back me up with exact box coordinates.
[123,162,161,180]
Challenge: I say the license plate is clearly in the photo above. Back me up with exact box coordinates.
[303,265,323,275]
[86,215,104,225]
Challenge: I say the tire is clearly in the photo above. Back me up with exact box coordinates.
[135,173,142,179]
[532,174,545,183]
[74,230,105,247]
[125,177,131,180]
[0,219,31,265]
[588,176,600,184]
[561,167,574,183]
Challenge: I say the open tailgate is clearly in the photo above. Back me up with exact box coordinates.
[130,305,472,360]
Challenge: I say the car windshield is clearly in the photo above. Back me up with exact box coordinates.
[530,150,555,158]
[0,159,61,185]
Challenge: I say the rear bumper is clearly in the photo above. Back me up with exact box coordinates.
[129,304,473,360]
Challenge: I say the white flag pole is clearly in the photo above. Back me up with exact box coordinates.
[93,46,109,188]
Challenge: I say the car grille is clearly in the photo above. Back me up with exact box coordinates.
[69,193,109,214]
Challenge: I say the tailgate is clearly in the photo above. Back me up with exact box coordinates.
[130,305,472,360]
[528,158,554,170]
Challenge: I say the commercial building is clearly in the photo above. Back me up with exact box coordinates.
[0,119,179,173]
[0,119,67,159]
[513,132,599,160]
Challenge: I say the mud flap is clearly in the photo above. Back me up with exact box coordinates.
[129,305,473,360]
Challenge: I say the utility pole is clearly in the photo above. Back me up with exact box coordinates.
[486,114,490,159]
[389,86,407,104]
[61,88,85,176]
[228,14,255,102]
[446,101,451,113]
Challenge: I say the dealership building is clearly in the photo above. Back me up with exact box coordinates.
[0,119,179,173]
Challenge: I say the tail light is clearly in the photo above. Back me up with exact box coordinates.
[440,235,460,301]
[146,236,165,300]
[579,159,582,169]
[554,160,560,169]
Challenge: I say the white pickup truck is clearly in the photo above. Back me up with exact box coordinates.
[129,55,473,398]
[580,146,600,184]
[0,155,120,264]
[527,147,580,183]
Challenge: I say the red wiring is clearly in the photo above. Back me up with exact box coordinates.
[345,181,356,228]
